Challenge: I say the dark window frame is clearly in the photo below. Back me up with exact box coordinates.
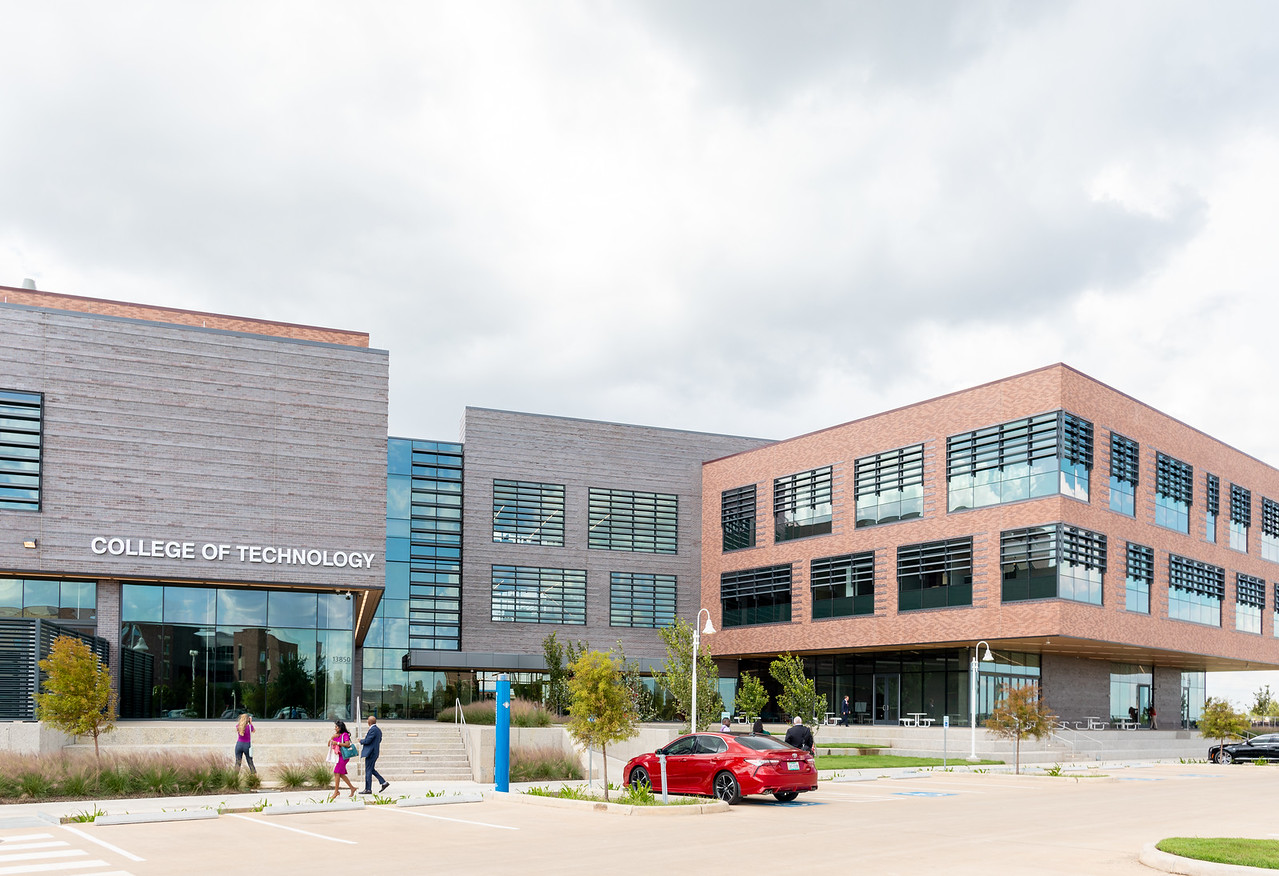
[721,485,757,552]
[811,551,875,619]
[0,389,43,512]
[897,537,973,611]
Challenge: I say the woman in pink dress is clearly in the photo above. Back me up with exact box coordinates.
[327,720,358,801]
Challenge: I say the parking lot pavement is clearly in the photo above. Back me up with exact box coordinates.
[1,764,1274,875]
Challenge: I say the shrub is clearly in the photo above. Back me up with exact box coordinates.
[510,746,583,782]
[436,698,552,727]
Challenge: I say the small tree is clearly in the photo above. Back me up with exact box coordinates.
[770,653,825,726]
[34,635,118,758]
[735,671,770,727]
[657,618,721,732]
[1200,697,1250,761]
[1251,685,1277,720]
[542,632,588,716]
[566,650,637,801]
[985,683,1055,774]
[614,641,656,722]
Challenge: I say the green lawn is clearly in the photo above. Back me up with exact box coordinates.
[815,742,882,749]
[817,755,1003,769]
[1158,838,1279,869]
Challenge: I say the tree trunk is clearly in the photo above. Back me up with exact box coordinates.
[602,744,610,801]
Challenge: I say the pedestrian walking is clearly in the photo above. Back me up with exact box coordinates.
[359,715,389,795]
[328,720,358,801]
[234,713,255,774]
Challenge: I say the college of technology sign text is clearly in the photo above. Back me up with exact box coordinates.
[90,537,377,569]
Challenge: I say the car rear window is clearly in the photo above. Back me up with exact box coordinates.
[734,736,795,751]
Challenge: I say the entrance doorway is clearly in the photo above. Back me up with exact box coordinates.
[873,674,900,725]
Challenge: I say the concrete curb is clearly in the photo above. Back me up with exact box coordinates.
[261,799,364,815]
[499,791,729,816]
[1139,843,1268,875]
[396,794,484,807]
[95,809,219,825]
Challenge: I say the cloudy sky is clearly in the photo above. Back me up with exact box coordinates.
[4,1,1279,706]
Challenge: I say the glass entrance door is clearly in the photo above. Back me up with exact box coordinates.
[873,674,900,724]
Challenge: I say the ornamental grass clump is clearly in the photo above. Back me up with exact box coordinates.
[510,746,584,782]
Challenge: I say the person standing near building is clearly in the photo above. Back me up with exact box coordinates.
[840,696,852,726]
[359,715,389,795]
[234,713,255,775]
[1149,705,1158,730]
[784,716,813,753]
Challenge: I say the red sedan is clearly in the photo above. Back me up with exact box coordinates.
[622,732,817,804]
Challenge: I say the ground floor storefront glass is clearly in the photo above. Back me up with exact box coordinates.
[737,649,1040,726]
[119,583,353,720]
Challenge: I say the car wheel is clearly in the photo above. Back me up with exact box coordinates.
[1216,751,1234,764]
[628,766,651,790]
[713,771,742,804]
[773,791,799,803]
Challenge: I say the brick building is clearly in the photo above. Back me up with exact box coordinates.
[702,364,1279,727]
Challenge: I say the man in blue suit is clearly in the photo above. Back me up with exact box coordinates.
[358,716,389,795]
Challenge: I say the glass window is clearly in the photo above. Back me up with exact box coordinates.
[387,437,412,476]
[947,411,1092,512]
[0,389,42,511]
[811,552,874,618]
[588,488,678,554]
[898,537,973,610]
[721,564,792,627]
[1125,543,1153,614]
[59,580,96,622]
[1000,526,1058,602]
[1154,452,1192,534]
[999,524,1105,606]
[1168,554,1224,627]
[0,578,22,616]
[22,579,59,618]
[1237,573,1265,634]
[121,584,163,622]
[491,566,587,624]
[855,445,924,527]
[773,466,833,542]
[318,593,353,630]
[1109,433,1138,517]
[493,479,565,546]
[609,572,677,628]
[268,591,317,628]
[216,589,268,626]
[1230,484,1251,553]
[165,587,216,625]
[1262,498,1279,563]
[721,485,757,551]
[400,441,464,652]
[1206,473,1220,544]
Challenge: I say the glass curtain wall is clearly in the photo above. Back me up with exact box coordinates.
[736,650,1039,727]
[119,583,352,719]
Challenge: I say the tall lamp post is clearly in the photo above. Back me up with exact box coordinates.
[690,608,715,732]
[969,641,994,760]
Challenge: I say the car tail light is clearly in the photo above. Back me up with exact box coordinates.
[744,758,770,766]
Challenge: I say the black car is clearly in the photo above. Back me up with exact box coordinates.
[1209,732,1279,763]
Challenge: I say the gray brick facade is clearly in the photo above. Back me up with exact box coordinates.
[459,407,770,660]
[0,301,389,601]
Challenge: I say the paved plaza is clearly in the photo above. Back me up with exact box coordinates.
[1,764,1273,875]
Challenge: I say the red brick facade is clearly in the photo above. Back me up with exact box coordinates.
[702,364,1279,674]
[1,285,369,347]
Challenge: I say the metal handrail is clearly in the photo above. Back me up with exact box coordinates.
[454,698,472,765]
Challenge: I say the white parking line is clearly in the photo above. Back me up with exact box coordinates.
[0,846,65,853]
[59,827,144,863]
[0,860,109,875]
[380,807,519,831]
[226,814,357,844]
[0,852,85,865]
